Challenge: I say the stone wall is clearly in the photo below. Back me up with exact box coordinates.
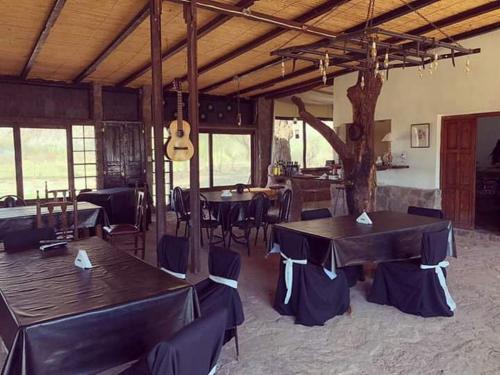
[330,184,441,216]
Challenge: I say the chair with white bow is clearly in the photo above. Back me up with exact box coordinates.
[157,235,189,280]
[195,247,244,358]
[119,309,227,375]
[368,228,456,317]
[273,230,350,326]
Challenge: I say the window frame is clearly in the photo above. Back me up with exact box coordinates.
[0,121,94,201]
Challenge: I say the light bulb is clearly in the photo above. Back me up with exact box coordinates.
[361,75,365,89]
[465,58,471,73]
[371,41,377,59]
[384,52,389,68]
[325,53,330,68]
[418,66,423,78]
[281,59,285,77]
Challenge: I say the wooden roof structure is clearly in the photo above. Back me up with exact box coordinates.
[1,0,499,99]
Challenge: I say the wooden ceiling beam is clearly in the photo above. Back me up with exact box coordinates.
[168,0,344,40]
[73,4,150,83]
[20,0,66,79]
[118,0,255,87]
[170,0,350,88]
[201,0,437,94]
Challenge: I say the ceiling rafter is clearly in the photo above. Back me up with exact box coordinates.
[203,0,438,94]
[20,0,67,79]
[165,0,350,89]
[118,0,256,87]
[73,4,150,83]
[241,1,500,98]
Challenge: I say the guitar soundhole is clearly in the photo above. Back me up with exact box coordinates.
[176,129,185,137]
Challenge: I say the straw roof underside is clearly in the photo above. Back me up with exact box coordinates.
[0,0,497,97]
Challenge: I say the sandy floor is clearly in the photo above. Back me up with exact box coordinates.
[2,214,500,374]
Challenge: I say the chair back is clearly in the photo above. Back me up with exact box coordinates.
[276,230,309,260]
[421,229,449,266]
[172,187,189,220]
[122,309,228,375]
[278,189,293,222]
[0,195,26,208]
[45,181,70,201]
[247,192,270,227]
[407,206,444,219]
[209,246,241,281]
[157,235,189,276]
[200,194,216,222]
[36,192,78,240]
[3,228,56,253]
[301,208,332,221]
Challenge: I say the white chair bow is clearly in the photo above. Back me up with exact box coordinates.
[209,275,238,289]
[420,260,456,311]
[160,267,186,280]
[281,253,307,304]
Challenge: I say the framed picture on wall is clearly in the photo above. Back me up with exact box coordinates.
[411,123,430,148]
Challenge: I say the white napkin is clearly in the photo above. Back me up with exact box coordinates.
[356,212,373,225]
[74,249,93,269]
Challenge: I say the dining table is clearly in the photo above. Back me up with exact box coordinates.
[270,210,456,272]
[0,236,198,375]
[0,202,107,241]
[77,187,136,224]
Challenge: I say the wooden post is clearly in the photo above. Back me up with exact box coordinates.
[255,97,274,187]
[142,86,153,192]
[186,1,201,273]
[150,0,167,241]
[92,83,105,189]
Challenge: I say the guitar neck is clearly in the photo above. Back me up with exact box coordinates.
[177,90,183,130]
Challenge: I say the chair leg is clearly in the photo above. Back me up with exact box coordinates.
[228,228,232,248]
[234,327,240,360]
[184,222,188,237]
[254,227,259,246]
[200,227,204,247]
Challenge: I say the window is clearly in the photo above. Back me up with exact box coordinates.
[21,128,68,199]
[151,127,172,204]
[273,118,336,169]
[72,125,97,191]
[305,120,335,168]
[212,134,252,186]
[172,133,210,189]
[0,127,16,197]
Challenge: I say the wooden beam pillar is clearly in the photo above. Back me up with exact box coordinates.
[186,1,201,273]
[92,83,105,189]
[150,0,167,241]
[142,86,154,193]
[255,97,274,187]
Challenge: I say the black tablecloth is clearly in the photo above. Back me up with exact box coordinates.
[78,187,136,224]
[0,237,198,375]
[271,211,456,271]
[0,202,107,241]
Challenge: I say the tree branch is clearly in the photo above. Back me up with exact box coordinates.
[291,96,352,160]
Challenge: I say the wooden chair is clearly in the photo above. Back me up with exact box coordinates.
[0,195,26,208]
[36,190,79,240]
[172,187,190,237]
[45,181,71,201]
[103,186,147,259]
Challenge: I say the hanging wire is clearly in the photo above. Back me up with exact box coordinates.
[235,76,242,127]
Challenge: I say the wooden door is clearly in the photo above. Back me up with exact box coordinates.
[103,122,145,188]
[103,122,125,188]
[122,123,144,186]
[440,116,477,229]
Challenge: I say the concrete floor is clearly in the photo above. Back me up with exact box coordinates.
[2,208,500,374]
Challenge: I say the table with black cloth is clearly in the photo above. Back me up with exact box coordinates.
[0,237,198,375]
[0,202,107,241]
[271,211,456,272]
[77,187,136,224]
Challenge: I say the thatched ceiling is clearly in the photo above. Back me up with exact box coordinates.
[1,0,498,98]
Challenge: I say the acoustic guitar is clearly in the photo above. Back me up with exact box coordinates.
[165,80,194,161]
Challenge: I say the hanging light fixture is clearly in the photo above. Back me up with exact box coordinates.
[281,57,285,77]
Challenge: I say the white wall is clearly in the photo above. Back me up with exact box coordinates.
[333,29,500,189]
[477,116,500,170]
